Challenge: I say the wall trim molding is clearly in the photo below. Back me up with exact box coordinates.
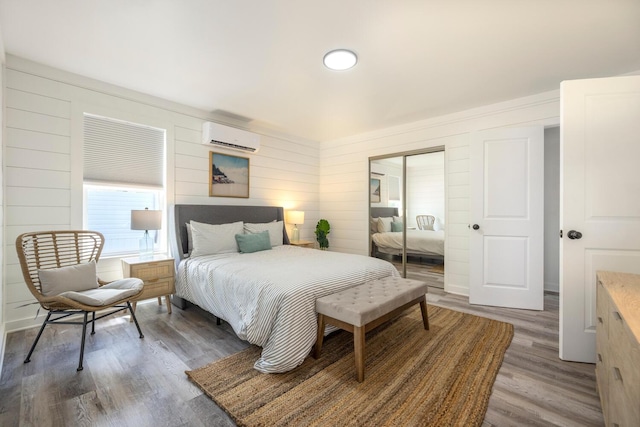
[0,324,5,375]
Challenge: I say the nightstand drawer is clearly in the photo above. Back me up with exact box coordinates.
[127,260,174,281]
[132,277,175,301]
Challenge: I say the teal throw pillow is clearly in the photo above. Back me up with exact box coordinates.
[391,221,403,232]
[235,231,272,253]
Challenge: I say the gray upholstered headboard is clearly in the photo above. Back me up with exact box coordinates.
[169,204,290,264]
[370,207,399,218]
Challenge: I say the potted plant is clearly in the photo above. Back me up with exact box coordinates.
[315,219,331,250]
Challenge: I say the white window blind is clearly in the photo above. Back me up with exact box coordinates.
[84,114,165,186]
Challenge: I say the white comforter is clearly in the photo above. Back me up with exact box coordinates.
[176,245,399,373]
[372,229,445,256]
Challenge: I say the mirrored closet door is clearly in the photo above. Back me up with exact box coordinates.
[369,147,445,286]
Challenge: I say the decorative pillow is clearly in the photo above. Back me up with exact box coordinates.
[391,221,403,232]
[377,217,393,233]
[393,216,402,223]
[433,218,444,231]
[38,261,99,297]
[235,231,272,253]
[370,217,379,234]
[185,223,193,255]
[244,221,284,247]
[190,220,244,257]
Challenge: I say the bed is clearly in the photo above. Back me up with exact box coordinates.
[370,207,445,259]
[169,204,400,373]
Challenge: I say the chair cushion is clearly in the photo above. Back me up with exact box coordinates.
[59,278,143,306]
[316,277,428,327]
[38,261,99,297]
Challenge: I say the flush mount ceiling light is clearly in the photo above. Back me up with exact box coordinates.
[323,49,358,71]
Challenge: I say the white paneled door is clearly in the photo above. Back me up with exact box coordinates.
[559,75,640,362]
[469,127,544,310]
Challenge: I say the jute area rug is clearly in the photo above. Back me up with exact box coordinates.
[186,305,513,427]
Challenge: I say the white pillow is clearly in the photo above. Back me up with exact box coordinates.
[38,261,99,297]
[185,223,193,255]
[377,217,393,233]
[433,217,445,231]
[244,221,284,247]
[370,217,379,234]
[190,220,244,257]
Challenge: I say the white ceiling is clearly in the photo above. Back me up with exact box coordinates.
[1,1,639,142]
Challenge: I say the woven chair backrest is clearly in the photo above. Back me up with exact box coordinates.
[16,231,105,297]
[416,215,436,230]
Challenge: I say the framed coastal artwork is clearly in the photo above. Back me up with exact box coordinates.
[209,152,250,198]
[370,178,381,203]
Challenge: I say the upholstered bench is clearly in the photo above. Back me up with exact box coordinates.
[313,276,429,382]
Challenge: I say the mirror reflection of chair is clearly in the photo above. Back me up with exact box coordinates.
[15,230,145,371]
[416,215,436,230]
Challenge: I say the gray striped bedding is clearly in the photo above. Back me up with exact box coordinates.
[176,245,399,373]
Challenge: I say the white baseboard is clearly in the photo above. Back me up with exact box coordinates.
[444,283,469,296]
[5,316,45,333]
[0,323,6,377]
[544,281,559,294]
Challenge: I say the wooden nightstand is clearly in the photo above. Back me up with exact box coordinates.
[121,255,175,317]
[290,240,316,249]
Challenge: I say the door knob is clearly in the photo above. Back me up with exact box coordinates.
[472,224,480,230]
[567,230,582,240]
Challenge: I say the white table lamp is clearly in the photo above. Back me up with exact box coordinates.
[131,208,162,259]
[287,211,304,242]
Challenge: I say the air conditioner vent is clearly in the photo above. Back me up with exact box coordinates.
[202,122,260,153]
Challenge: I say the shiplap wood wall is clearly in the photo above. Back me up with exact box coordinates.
[319,91,560,296]
[0,60,5,373]
[406,151,445,229]
[2,55,319,332]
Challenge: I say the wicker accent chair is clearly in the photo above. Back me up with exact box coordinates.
[16,230,145,371]
[416,215,436,231]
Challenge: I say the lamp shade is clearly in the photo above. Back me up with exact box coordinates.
[287,211,304,225]
[131,209,162,231]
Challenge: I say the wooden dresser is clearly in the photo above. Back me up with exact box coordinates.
[596,271,640,426]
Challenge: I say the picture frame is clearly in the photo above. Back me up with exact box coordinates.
[209,152,250,198]
[370,178,381,203]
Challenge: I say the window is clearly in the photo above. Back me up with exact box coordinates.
[83,114,166,257]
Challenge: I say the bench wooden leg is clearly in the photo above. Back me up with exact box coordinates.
[313,314,326,359]
[420,298,429,330]
[354,325,365,382]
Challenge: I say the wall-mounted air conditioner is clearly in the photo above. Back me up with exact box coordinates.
[202,122,261,153]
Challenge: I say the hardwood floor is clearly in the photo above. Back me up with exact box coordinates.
[0,275,604,426]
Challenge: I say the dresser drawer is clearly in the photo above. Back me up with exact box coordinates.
[596,280,609,340]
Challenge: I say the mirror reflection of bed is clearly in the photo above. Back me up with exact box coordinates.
[370,150,445,289]
[370,207,444,288]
